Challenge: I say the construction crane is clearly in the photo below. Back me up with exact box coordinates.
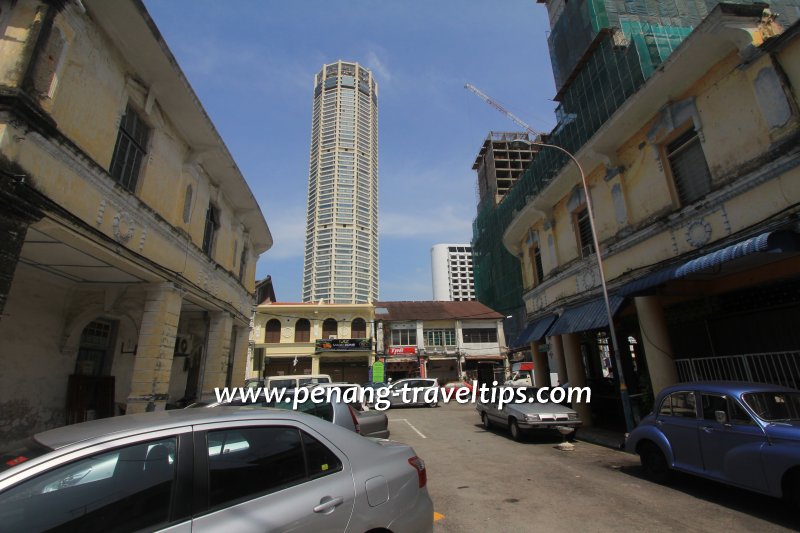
[464,83,543,140]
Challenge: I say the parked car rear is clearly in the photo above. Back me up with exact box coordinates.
[0,408,433,532]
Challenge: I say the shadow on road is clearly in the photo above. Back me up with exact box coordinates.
[617,464,799,530]
[472,423,564,444]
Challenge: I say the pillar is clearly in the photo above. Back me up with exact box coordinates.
[127,283,183,414]
[562,333,591,427]
[200,311,233,401]
[531,342,549,388]
[549,335,568,386]
[635,295,678,395]
[229,323,251,387]
[312,354,321,374]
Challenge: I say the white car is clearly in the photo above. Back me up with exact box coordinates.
[386,378,441,407]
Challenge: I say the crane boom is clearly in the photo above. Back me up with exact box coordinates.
[464,83,542,138]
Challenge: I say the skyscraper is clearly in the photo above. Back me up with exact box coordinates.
[431,244,475,301]
[303,61,379,304]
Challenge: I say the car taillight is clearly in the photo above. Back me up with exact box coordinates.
[408,456,427,488]
[347,404,361,434]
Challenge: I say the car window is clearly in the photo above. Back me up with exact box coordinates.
[742,392,800,421]
[0,437,177,532]
[660,391,696,418]
[729,399,756,426]
[205,427,341,510]
[701,394,727,421]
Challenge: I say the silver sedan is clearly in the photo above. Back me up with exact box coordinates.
[477,386,582,441]
[0,407,433,532]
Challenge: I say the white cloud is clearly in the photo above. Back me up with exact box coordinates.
[262,205,306,260]
[365,50,392,82]
[380,205,472,239]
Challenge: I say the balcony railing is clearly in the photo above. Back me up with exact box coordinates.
[675,351,800,390]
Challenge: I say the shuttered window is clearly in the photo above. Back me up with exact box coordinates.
[666,128,711,206]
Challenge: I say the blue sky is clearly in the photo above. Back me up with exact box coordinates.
[143,1,557,302]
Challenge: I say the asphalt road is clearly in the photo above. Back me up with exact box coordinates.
[385,401,799,533]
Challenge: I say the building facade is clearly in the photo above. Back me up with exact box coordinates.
[505,4,800,431]
[302,61,379,304]
[431,244,475,301]
[0,0,271,447]
[375,301,507,385]
[254,302,375,383]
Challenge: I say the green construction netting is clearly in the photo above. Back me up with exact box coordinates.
[473,0,800,314]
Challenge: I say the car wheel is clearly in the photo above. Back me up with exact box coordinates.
[639,441,671,483]
[509,419,522,441]
[567,429,577,443]
[786,474,800,507]
[481,412,492,430]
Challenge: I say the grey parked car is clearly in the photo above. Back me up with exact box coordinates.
[0,408,433,532]
[306,383,391,439]
[476,386,582,441]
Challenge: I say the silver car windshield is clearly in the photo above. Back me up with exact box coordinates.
[742,392,800,421]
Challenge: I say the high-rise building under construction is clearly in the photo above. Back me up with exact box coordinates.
[303,61,379,304]
[472,0,800,318]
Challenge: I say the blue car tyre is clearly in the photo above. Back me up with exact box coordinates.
[639,441,671,484]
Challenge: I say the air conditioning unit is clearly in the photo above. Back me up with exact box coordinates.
[174,334,193,357]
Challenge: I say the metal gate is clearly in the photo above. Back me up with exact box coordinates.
[675,351,800,390]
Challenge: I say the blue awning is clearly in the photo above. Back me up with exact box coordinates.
[674,230,799,278]
[618,230,800,296]
[509,315,556,348]
[548,295,625,336]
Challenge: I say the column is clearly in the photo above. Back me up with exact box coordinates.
[531,342,549,388]
[200,311,233,401]
[229,323,251,387]
[549,335,568,386]
[312,354,321,374]
[635,295,678,395]
[127,283,182,414]
[562,333,591,427]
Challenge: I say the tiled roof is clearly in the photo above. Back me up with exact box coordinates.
[373,301,503,321]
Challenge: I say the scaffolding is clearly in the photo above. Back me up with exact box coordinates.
[472,0,800,315]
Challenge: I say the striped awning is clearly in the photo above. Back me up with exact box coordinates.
[548,295,625,336]
[618,230,800,296]
[509,315,557,349]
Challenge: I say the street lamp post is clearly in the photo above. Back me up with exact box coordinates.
[514,138,636,432]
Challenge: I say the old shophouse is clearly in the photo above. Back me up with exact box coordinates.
[504,6,800,431]
[253,302,375,383]
[0,1,271,446]
[374,301,507,385]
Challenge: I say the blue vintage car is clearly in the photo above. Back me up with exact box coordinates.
[625,381,800,505]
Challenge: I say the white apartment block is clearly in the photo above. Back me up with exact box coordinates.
[431,244,475,301]
[303,61,379,304]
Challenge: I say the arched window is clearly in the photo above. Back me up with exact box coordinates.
[322,318,338,339]
[295,319,310,343]
[351,318,366,338]
[265,319,281,343]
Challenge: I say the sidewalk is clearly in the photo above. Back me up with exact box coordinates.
[576,426,627,450]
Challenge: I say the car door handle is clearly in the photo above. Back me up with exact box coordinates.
[700,425,713,433]
[655,420,663,427]
[313,496,344,514]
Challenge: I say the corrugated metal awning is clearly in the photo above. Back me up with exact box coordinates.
[618,230,800,296]
[464,355,505,361]
[548,295,625,336]
[509,315,557,348]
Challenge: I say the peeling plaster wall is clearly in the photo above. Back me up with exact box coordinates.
[0,264,74,446]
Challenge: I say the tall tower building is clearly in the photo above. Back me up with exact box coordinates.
[303,61,379,304]
[431,244,475,301]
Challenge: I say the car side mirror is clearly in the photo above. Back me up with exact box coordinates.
[714,410,728,424]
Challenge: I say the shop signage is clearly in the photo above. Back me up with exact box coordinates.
[386,346,417,355]
[371,361,385,382]
[315,338,372,351]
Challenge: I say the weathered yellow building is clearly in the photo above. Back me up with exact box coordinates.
[0,0,271,446]
[504,7,800,430]
[254,302,375,383]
